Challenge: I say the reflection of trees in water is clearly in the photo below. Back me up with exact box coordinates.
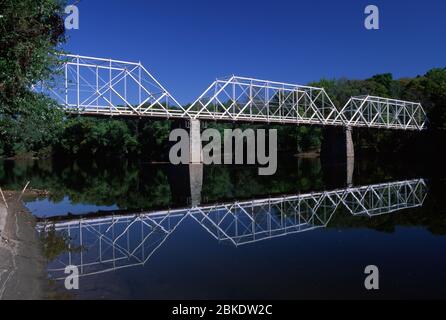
[202,158,324,202]
[2,158,446,235]
[39,223,83,261]
[0,157,326,209]
[0,159,173,210]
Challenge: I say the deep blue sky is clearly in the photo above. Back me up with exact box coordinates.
[65,0,446,104]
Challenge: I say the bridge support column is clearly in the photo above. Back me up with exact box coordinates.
[189,119,202,164]
[346,156,354,187]
[321,126,355,186]
[345,126,354,159]
[189,164,203,207]
[321,126,355,162]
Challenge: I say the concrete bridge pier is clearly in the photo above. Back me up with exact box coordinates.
[170,119,203,164]
[346,156,354,187]
[166,163,203,207]
[169,119,203,205]
[321,126,354,162]
[189,163,203,206]
[321,126,355,187]
[346,126,355,160]
[188,120,203,206]
[189,119,203,164]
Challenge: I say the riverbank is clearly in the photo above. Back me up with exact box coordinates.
[0,192,47,300]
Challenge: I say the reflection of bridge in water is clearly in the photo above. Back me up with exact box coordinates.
[37,179,427,279]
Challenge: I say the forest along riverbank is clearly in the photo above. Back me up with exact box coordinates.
[0,191,47,299]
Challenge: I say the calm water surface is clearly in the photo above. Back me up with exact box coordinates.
[1,156,445,299]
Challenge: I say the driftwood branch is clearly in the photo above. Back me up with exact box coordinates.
[18,181,30,201]
[0,186,8,209]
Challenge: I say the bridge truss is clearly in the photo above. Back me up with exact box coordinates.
[39,54,187,117]
[37,54,427,130]
[185,76,344,125]
[37,179,427,279]
[340,96,427,130]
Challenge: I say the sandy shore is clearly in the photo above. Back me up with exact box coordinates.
[0,192,47,300]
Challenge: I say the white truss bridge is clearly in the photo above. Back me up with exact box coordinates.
[37,178,427,279]
[37,54,427,130]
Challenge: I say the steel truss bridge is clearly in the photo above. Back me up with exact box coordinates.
[37,178,427,279]
[38,54,427,130]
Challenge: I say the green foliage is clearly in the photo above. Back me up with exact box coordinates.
[318,68,446,131]
[139,120,172,160]
[205,121,319,154]
[0,92,64,156]
[401,68,446,130]
[54,117,173,159]
[57,118,138,157]
[295,126,321,152]
[312,68,446,155]
[0,0,66,157]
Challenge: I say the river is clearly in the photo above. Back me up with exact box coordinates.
[0,155,445,299]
